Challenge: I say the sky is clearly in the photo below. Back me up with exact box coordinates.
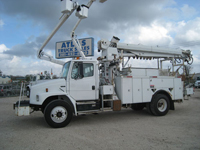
[0,0,200,76]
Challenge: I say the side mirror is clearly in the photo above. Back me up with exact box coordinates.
[72,62,84,80]
[78,62,84,79]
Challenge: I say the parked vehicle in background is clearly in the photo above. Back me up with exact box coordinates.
[0,85,13,96]
[12,84,22,96]
[194,81,200,88]
[0,84,25,97]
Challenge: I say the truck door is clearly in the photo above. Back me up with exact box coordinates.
[69,61,97,100]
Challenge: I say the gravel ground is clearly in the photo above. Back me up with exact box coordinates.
[0,90,200,150]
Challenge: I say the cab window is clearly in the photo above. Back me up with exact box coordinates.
[83,63,93,77]
[71,62,94,79]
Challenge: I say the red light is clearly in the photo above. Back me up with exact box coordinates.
[150,85,155,88]
[127,76,132,78]
[152,76,157,78]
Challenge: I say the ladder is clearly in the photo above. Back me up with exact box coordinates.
[101,94,113,111]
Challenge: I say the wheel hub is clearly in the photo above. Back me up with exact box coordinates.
[51,106,68,123]
[157,99,167,112]
[56,111,63,118]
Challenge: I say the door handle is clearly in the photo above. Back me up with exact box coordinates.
[92,86,95,90]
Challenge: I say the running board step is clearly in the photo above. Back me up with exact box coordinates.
[103,99,113,101]
[77,110,100,115]
[76,101,96,105]
[101,107,113,112]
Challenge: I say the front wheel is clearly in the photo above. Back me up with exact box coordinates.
[44,100,73,128]
[26,88,30,98]
[150,94,170,116]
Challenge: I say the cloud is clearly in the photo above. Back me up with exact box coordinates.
[0,0,199,75]
[0,44,12,60]
[0,44,9,52]
[0,54,63,76]
[181,4,198,18]
[173,17,200,47]
[0,0,183,50]
[3,41,38,57]
[138,23,172,45]
[0,0,180,38]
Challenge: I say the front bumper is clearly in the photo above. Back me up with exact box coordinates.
[13,100,30,116]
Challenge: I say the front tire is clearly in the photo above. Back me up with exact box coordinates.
[150,94,170,116]
[26,88,30,98]
[44,100,73,128]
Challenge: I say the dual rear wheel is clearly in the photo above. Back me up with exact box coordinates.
[147,94,170,116]
[132,94,170,116]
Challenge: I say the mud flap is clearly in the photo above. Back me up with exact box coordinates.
[170,100,175,110]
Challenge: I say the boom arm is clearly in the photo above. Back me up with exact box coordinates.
[117,43,193,63]
[37,6,76,65]
[98,38,193,65]
[37,0,107,65]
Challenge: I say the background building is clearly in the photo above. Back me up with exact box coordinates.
[0,70,11,84]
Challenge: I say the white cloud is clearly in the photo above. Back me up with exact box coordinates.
[0,0,199,75]
[0,44,12,60]
[120,21,173,47]
[138,23,172,45]
[181,4,198,18]
[174,17,200,46]
[0,43,62,76]
[0,44,9,52]
[0,55,63,76]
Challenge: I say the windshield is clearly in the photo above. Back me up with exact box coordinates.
[61,61,71,78]
[33,76,36,81]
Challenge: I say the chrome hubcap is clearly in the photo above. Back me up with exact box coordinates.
[157,99,167,112]
[51,106,67,123]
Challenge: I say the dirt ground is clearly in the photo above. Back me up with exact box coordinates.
[0,90,200,150]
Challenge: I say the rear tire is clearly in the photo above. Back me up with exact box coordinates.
[150,94,170,116]
[44,100,73,128]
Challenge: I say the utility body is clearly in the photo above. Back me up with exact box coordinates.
[14,0,194,128]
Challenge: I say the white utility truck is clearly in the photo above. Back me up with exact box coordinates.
[14,0,194,128]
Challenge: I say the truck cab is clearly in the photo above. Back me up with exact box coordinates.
[24,59,99,127]
[63,59,99,101]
